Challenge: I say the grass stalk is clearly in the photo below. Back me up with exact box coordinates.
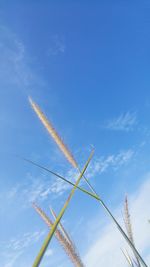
[50,207,73,246]
[32,150,94,267]
[25,157,148,267]
[33,203,84,267]
[29,97,77,168]
[21,157,100,201]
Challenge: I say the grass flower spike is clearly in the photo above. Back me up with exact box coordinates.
[29,97,77,168]
[33,203,84,267]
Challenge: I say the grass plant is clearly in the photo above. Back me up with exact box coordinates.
[28,98,148,267]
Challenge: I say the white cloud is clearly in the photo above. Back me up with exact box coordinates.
[4,231,45,251]
[0,26,29,87]
[6,150,133,207]
[0,230,45,267]
[86,149,134,178]
[0,25,45,95]
[48,35,65,56]
[5,148,134,210]
[105,111,137,131]
[7,174,67,206]
[6,168,77,207]
[84,175,150,267]
[45,248,53,257]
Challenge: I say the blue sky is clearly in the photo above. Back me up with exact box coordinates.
[0,1,150,266]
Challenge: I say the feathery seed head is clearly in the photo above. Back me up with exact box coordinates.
[29,97,78,168]
[33,203,84,267]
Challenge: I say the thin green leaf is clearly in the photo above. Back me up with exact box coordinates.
[76,170,148,267]
[22,157,148,267]
[96,198,147,267]
[28,97,147,267]
[33,203,84,267]
[21,157,100,201]
[32,149,94,267]
[50,206,73,246]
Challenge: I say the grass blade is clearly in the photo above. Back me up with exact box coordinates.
[23,157,147,267]
[50,207,73,246]
[21,157,100,201]
[33,203,84,267]
[32,150,94,267]
[95,197,147,267]
[23,156,148,267]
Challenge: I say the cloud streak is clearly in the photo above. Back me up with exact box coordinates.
[0,230,46,267]
[0,25,46,97]
[0,26,29,88]
[86,149,134,178]
[7,173,70,206]
[105,112,137,132]
[47,35,65,56]
[6,149,134,207]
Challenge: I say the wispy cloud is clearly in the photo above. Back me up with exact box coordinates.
[0,26,29,88]
[7,173,69,206]
[86,149,134,178]
[105,112,137,132]
[45,248,53,257]
[84,174,150,267]
[0,230,46,267]
[3,231,45,251]
[6,168,78,207]
[0,26,45,95]
[47,34,65,56]
[6,149,133,207]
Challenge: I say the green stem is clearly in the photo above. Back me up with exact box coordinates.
[32,150,94,267]
[22,157,148,267]
[78,169,148,267]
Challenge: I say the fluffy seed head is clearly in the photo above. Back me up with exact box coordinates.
[29,97,78,168]
[124,196,141,267]
[33,203,84,267]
